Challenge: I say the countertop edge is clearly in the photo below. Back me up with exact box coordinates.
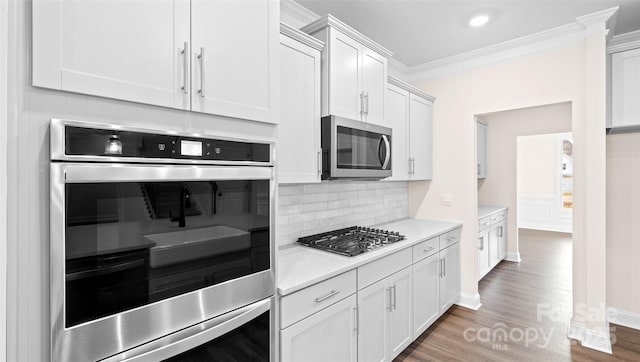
[478,205,508,220]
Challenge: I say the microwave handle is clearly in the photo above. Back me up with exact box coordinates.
[381,135,391,170]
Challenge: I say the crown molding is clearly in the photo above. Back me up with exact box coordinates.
[301,14,394,58]
[408,7,619,82]
[607,30,640,54]
[388,57,410,79]
[409,22,585,82]
[576,6,618,35]
[387,76,436,102]
[280,22,325,51]
[280,0,320,29]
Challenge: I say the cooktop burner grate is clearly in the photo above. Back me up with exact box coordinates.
[297,226,405,257]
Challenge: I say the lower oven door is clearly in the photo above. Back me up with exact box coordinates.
[102,297,273,362]
[50,163,274,362]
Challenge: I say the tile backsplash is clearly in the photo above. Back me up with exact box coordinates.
[277,181,408,248]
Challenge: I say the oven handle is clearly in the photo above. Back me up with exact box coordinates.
[380,135,391,170]
[66,259,145,282]
[103,298,271,362]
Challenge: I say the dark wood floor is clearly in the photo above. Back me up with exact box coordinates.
[396,229,640,361]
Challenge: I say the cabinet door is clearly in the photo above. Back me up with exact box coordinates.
[409,94,433,180]
[489,224,499,268]
[477,122,487,178]
[440,243,460,314]
[497,220,507,261]
[281,294,358,362]
[384,84,410,181]
[357,278,389,362]
[33,0,190,110]
[191,0,278,123]
[328,30,363,120]
[362,48,388,125]
[278,35,322,184]
[388,267,413,360]
[611,48,640,127]
[412,253,440,338]
[478,229,490,280]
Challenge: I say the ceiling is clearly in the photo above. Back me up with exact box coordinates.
[296,0,640,67]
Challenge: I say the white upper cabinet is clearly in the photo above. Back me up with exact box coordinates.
[33,0,279,124]
[611,48,640,129]
[477,121,487,179]
[384,77,435,181]
[190,0,278,123]
[383,84,410,181]
[409,94,433,180]
[278,24,324,184]
[33,0,190,110]
[302,15,392,124]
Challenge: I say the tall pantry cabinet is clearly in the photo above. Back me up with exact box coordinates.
[32,0,279,124]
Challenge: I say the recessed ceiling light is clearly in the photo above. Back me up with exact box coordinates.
[469,15,489,27]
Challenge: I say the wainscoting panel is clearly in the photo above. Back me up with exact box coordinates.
[518,195,571,233]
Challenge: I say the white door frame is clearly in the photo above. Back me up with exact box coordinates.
[0,0,9,359]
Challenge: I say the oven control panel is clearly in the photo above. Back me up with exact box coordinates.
[63,125,270,163]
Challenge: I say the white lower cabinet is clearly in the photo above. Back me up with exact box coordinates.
[439,242,460,314]
[357,266,412,362]
[412,253,440,337]
[279,227,462,362]
[478,208,508,280]
[280,294,358,362]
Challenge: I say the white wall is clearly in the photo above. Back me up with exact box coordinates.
[477,104,572,259]
[517,132,573,233]
[606,133,640,318]
[5,1,277,360]
[409,24,610,348]
[517,134,559,196]
[278,181,408,248]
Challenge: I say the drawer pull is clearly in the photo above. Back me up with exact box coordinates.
[424,246,435,253]
[315,290,340,303]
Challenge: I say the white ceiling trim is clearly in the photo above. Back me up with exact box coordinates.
[388,76,436,102]
[607,30,640,54]
[280,22,325,51]
[280,0,320,29]
[302,15,394,58]
[408,7,619,83]
[408,23,585,82]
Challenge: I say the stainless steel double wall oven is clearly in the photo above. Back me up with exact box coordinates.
[50,119,275,361]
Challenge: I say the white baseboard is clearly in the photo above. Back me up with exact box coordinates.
[456,292,482,310]
[506,251,521,262]
[609,308,640,330]
[568,319,586,341]
[568,319,613,354]
[582,329,612,354]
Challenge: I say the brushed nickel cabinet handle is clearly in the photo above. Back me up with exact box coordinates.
[314,290,339,303]
[353,306,359,335]
[364,92,369,115]
[198,47,205,98]
[479,236,484,251]
[181,42,189,94]
[392,284,397,310]
[360,92,365,115]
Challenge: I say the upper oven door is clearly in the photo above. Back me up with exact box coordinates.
[323,116,392,179]
[50,162,274,362]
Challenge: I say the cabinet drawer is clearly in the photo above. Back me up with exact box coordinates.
[440,228,461,250]
[412,237,439,262]
[358,248,412,290]
[478,216,491,230]
[280,269,357,329]
[490,210,507,223]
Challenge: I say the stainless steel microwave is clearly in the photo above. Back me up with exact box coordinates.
[321,115,392,179]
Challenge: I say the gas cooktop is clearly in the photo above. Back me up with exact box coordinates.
[297,226,406,257]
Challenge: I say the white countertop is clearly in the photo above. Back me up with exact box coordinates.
[277,218,462,296]
[478,205,507,220]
